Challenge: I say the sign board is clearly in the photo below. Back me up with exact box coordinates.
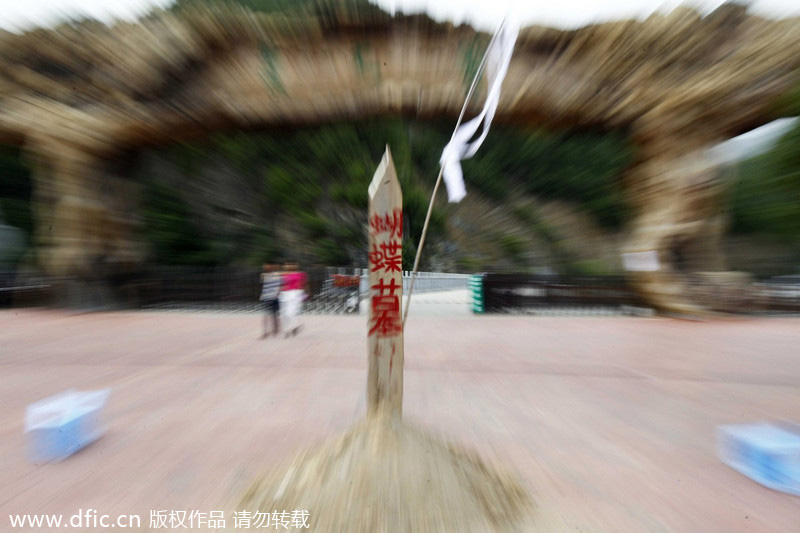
[622,251,661,272]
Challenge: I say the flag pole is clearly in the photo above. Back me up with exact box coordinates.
[402,20,504,326]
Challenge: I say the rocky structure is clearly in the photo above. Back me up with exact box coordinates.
[1,1,799,312]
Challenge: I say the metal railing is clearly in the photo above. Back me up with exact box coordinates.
[5,267,795,315]
[358,270,469,295]
[129,266,468,313]
[305,269,470,314]
[479,273,800,315]
[481,274,648,314]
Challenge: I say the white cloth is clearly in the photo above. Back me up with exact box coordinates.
[280,289,304,330]
[440,19,519,203]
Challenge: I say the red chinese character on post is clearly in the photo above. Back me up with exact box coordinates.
[380,241,402,272]
[369,278,402,336]
[368,241,402,273]
[370,209,403,240]
[368,243,384,271]
[369,295,401,336]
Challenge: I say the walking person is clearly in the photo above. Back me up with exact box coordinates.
[259,263,282,338]
[280,262,308,337]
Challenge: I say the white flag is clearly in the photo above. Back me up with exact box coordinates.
[440,19,519,203]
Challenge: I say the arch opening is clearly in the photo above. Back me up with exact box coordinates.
[119,118,634,281]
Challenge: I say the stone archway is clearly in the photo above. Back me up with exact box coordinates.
[1,2,799,312]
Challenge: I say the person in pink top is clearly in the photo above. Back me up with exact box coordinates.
[279,262,308,337]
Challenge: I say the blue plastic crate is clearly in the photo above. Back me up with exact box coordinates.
[717,422,800,496]
[25,389,110,463]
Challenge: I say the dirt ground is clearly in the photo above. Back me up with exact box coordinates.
[2,309,799,531]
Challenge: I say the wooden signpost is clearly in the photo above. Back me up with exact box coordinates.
[367,146,404,420]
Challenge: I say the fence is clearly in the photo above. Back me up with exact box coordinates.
[479,273,800,315]
[131,267,261,310]
[480,274,648,314]
[129,266,468,313]
[3,267,797,315]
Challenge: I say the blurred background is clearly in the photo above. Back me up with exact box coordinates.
[2,2,800,531]
[0,0,799,314]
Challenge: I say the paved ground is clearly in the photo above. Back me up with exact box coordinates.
[2,309,799,531]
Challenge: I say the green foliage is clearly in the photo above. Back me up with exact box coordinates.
[498,233,526,260]
[166,142,204,176]
[298,211,328,237]
[566,259,613,276]
[0,145,34,240]
[1,198,32,235]
[211,131,260,173]
[402,238,416,271]
[248,231,281,264]
[137,119,637,269]
[330,180,368,208]
[263,166,323,216]
[512,205,556,244]
[142,181,218,265]
[463,128,634,229]
[0,111,654,274]
[731,121,800,242]
[316,237,350,264]
[774,84,800,117]
[456,255,483,272]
